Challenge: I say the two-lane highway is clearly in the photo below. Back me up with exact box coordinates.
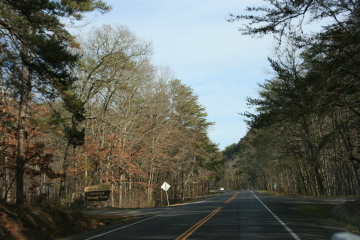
[66,190,345,239]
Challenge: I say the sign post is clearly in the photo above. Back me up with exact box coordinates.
[161,182,171,206]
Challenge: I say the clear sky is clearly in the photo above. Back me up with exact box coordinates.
[82,0,275,150]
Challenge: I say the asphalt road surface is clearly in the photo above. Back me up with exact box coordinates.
[65,190,349,240]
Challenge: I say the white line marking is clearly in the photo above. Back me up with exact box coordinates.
[83,195,214,240]
[251,191,301,240]
[85,214,161,240]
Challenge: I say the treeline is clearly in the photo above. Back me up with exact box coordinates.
[223,0,360,196]
[0,1,223,207]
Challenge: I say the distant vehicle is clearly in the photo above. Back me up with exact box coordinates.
[219,187,225,191]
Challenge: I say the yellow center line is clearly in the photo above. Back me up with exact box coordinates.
[175,192,240,240]
[224,193,238,204]
[175,207,222,240]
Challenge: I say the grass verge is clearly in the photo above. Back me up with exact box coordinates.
[260,191,360,234]
[298,200,360,234]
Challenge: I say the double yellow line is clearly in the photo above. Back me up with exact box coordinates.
[224,193,238,204]
[175,193,239,240]
[175,207,222,240]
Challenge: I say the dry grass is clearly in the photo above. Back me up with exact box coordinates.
[299,200,360,234]
[0,202,134,240]
[331,199,360,233]
[261,190,360,233]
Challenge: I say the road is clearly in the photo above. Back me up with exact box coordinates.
[65,190,349,240]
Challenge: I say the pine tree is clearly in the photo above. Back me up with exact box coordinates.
[0,0,111,204]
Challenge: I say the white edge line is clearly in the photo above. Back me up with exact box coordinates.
[172,195,218,206]
[85,214,161,240]
[84,193,226,239]
[251,191,301,240]
[193,195,217,204]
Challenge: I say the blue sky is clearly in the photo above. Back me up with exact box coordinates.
[83,0,275,150]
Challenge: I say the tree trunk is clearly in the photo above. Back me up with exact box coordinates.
[16,62,30,205]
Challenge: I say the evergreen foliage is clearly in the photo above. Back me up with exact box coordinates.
[224,0,360,195]
[0,0,111,204]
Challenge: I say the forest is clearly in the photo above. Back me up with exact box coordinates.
[1,0,360,211]
[222,0,360,196]
[0,0,223,208]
